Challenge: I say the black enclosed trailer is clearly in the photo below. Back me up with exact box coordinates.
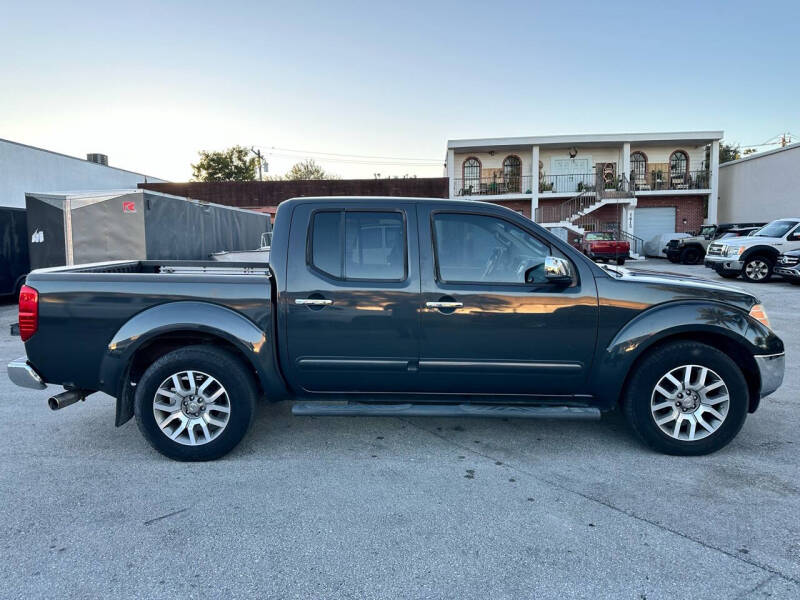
[0,207,30,296]
[25,190,270,270]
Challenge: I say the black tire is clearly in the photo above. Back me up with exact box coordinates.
[134,345,257,461]
[741,255,774,283]
[616,258,626,266]
[717,270,740,279]
[623,341,748,456]
[789,278,800,286]
[667,256,680,263]
[680,247,702,265]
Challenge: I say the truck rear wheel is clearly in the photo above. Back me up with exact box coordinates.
[622,341,748,456]
[134,346,257,461]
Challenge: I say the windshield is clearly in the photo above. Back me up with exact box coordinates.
[585,232,613,241]
[754,220,799,238]
[700,226,716,237]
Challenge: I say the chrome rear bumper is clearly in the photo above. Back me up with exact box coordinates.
[7,357,47,390]
[755,353,784,398]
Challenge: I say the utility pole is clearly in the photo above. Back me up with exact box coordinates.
[251,147,265,181]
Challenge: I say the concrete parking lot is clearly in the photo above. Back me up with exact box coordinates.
[1,258,798,599]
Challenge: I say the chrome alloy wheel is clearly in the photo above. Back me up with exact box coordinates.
[650,365,730,441]
[153,371,231,446]
[745,259,770,281]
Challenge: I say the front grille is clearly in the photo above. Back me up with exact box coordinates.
[707,243,724,256]
[667,240,680,249]
[779,255,800,266]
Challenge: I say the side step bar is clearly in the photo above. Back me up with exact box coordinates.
[291,402,601,420]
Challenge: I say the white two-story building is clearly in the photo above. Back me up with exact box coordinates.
[445,131,722,254]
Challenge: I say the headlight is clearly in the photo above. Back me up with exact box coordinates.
[727,245,745,257]
[749,304,771,329]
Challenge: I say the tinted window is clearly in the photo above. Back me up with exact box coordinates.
[755,220,799,238]
[311,211,342,278]
[310,210,406,281]
[345,212,405,279]
[433,213,550,284]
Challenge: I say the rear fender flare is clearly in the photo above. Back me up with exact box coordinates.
[100,301,286,410]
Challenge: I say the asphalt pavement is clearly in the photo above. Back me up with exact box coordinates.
[1,259,798,599]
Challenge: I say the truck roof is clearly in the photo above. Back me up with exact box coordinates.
[279,196,491,208]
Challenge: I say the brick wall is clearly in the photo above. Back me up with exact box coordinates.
[636,195,705,233]
[139,178,449,210]
[485,199,532,218]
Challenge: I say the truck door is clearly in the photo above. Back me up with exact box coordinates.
[416,204,598,396]
[283,202,421,393]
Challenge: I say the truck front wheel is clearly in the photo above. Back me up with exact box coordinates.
[622,341,748,456]
[680,247,702,265]
[742,256,774,283]
[134,346,257,461]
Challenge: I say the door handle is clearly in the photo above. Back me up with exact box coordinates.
[425,301,463,309]
[295,298,333,306]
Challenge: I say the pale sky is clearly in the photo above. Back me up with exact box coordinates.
[1,0,798,181]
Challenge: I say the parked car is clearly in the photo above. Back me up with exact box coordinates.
[704,218,800,282]
[774,249,800,284]
[645,232,690,258]
[576,231,630,265]
[665,222,766,265]
[8,197,784,460]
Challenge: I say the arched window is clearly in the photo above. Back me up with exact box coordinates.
[669,150,689,188]
[630,151,647,188]
[462,157,481,194]
[503,155,522,192]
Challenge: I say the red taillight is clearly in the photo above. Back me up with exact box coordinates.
[18,285,38,342]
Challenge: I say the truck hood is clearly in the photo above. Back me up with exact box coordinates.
[599,265,758,308]
[713,235,783,248]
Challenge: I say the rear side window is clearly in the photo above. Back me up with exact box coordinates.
[309,210,406,281]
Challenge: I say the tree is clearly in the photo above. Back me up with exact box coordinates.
[191,146,258,181]
[719,142,741,163]
[283,158,339,180]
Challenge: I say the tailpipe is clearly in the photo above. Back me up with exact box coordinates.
[48,390,91,411]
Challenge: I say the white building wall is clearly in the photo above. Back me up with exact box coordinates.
[0,139,167,208]
[718,144,800,223]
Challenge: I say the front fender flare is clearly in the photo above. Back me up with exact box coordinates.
[591,300,767,408]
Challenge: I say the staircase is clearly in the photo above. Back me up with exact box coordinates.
[534,175,643,259]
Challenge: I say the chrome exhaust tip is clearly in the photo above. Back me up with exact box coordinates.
[48,390,89,411]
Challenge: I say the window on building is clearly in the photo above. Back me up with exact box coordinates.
[503,156,522,192]
[669,150,689,185]
[432,213,551,284]
[309,211,406,281]
[462,157,481,194]
[630,151,647,185]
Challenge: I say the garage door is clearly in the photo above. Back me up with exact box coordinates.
[634,207,676,245]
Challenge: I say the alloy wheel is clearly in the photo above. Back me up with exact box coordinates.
[745,259,769,281]
[152,370,231,446]
[650,364,730,441]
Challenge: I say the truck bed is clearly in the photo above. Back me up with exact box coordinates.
[23,260,274,396]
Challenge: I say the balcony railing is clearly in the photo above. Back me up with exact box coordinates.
[631,166,710,191]
[454,176,533,196]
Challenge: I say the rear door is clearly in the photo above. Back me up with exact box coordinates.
[283,202,421,393]
[416,204,598,396]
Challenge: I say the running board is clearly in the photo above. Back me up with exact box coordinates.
[291,402,601,419]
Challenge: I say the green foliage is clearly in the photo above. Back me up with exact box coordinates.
[719,142,741,163]
[191,146,258,181]
[282,158,339,181]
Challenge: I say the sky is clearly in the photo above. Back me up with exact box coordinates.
[1,0,798,181]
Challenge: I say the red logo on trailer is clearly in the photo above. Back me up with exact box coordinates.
[123,201,137,213]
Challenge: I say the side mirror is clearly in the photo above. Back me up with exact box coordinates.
[544,256,573,284]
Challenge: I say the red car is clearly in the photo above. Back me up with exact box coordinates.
[578,231,630,265]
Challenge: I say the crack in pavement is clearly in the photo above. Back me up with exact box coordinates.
[143,507,189,526]
[401,418,800,587]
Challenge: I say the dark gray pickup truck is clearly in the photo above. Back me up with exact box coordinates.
[8,197,785,460]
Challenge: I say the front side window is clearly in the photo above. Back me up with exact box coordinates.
[310,211,406,280]
[754,220,799,239]
[433,213,551,284]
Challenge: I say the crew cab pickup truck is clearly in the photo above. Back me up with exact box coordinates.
[577,232,630,265]
[8,197,785,460]
[705,218,800,282]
